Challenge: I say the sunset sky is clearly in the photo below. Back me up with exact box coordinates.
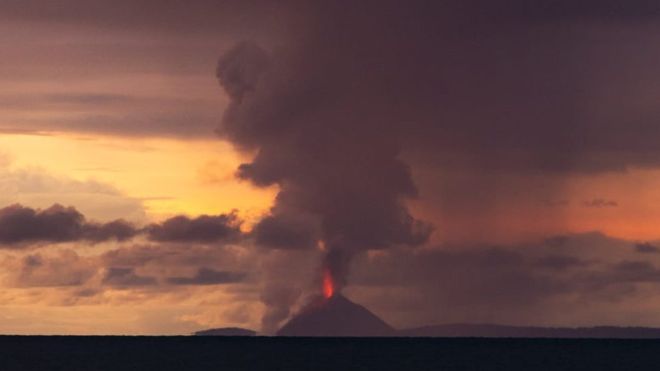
[3,1,660,334]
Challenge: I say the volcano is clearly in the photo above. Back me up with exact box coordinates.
[276,294,394,337]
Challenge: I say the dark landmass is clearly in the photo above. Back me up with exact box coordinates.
[277,294,394,336]
[2,336,660,371]
[276,294,660,339]
[398,323,660,338]
[193,327,256,336]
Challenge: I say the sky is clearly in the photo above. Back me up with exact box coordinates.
[3,0,660,334]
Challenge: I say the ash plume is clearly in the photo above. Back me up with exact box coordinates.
[213,0,660,331]
[216,38,432,292]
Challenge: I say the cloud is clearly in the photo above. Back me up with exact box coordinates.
[635,243,660,254]
[251,214,319,250]
[0,204,137,247]
[102,267,156,287]
[2,239,257,290]
[534,255,589,270]
[606,261,660,283]
[5,0,660,333]
[345,232,660,327]
[4,230,660,331]
[0,161,146,222]
[0,201,256,248]
[0,249,98,288]
[211,2,660,298]
[84,220,136,242]
[166,268,246,285]
[502,0,660,21]
[146,212,242,243]
[0,1,288,35]
[217,39,433,291]
[99,243,258,287]
[583,199,619,208]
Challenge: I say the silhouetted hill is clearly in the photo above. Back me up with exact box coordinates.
[275,295,660,338]
[398,323,660,338]
[277,294,394,337]
[193,327,256,336]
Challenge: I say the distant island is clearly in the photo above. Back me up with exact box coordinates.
[194,296,660,338]
[193,327,256,336]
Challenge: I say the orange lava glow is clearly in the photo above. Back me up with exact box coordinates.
[322,268,334,299]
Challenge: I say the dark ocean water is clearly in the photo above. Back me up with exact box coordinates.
[1,336,659,370]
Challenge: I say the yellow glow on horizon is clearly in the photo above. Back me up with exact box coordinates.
[0,132,276,223]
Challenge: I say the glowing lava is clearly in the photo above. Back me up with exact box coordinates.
[322,268,335,299]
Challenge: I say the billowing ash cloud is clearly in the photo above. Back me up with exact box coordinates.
[145,212,242,243]
[216,39,432,290]
[251,214,319,250]
[0,204,137,246]
[215,1,660,291]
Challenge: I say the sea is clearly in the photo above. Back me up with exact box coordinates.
[0,336,658,370]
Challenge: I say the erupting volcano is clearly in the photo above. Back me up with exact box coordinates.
[276,294,394,337]
[276,268,394,337]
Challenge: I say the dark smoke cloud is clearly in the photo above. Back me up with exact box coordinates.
[0,204,137,246]
[251,214,319,250]
[217,39,433,289]
[145,212,242,243]
[259,284,300,334]
[214,1,660,295]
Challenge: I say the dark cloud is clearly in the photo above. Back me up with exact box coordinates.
[505,0,660,21]
[635,243,660,254]
[217,39,433,291]
[83,220,137,243]
[166,268,245,285]
[5,0,659,32]
[0,92,223,138]
[146,212,242,243]
[0,0,290,35]
[252,214,319,250]
[11,251,97,287]
[583,199,619,208]
[608,261,660,283]
[542,236,570,248]
[345,233,660,327]
[102,267,157,287]
[0,204,137,247]
[5,0,660,329]
[0,204,250,247]
[534,255,589,270]
[214,1,660,298]
[542,199,570,208]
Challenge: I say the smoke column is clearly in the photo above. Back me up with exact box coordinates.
[214,0,605,327]
[215,4,432,295]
